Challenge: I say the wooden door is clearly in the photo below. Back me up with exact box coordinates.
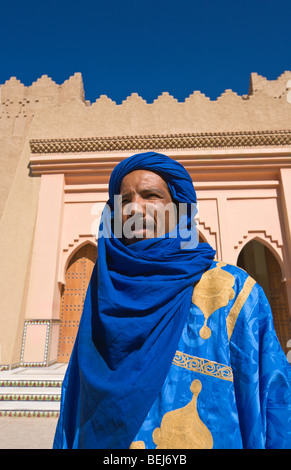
[237,240,291,355]
[265,247,291,355]
[57,243,97,362]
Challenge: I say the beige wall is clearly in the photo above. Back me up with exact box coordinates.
[0,74,85,367]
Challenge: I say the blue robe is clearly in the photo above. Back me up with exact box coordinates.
[130,260,291,449]
[54,152,217,449]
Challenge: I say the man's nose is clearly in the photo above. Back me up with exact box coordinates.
[128,195,146,215]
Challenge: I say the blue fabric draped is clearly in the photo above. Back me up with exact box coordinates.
[53,152,216,449]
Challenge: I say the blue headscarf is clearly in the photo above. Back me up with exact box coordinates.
[54,152,215,449]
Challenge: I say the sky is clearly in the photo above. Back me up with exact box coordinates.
[0,0,290,104]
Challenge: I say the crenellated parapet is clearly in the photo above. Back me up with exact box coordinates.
[1,71,291,139]
[28,71,291,139]
[0,73,85,137]
[249,71,291,98]
[0,72,85,105]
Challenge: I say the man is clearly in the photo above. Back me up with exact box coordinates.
[54,152,291,449]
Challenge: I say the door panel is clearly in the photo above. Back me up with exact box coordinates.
[57,243,97,362]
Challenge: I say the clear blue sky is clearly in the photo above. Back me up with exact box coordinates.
[1,0,290,103]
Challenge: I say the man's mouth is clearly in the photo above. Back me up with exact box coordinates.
[131,217,155,236]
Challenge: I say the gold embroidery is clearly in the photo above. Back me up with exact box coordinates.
[152,380,213,449]
[172,351,233,382]
[130,441,146,449]
[226,276,256,339]
[192,261,235,339]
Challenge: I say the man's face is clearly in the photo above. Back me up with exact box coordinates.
[119,170,177,245]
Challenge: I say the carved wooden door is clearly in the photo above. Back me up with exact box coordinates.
[57,243,97,362]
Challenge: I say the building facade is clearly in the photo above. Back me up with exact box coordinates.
[1,71,291,369]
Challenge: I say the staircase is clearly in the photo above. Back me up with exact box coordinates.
[0,364,66,417]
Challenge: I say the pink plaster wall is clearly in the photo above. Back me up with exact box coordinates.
[25,174,64,320]
[22,324,48,364]
[22,150,291,364]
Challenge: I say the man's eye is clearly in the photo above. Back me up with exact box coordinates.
[146,193,159,198]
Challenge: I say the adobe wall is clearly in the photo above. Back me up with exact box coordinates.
[29,71,291,140]
[0,73,85,366]
[0,73,85,220]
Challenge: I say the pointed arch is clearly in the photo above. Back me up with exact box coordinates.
[237,238,291,355]
[196,221,218,254]
[59,236,98,286]
[235,231,285,278]
[57,242,97,362]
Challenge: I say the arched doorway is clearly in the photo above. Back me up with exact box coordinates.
[57,243,97,362]
[237,239,291,355]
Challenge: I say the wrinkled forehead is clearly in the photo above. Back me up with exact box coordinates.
[120,169,171,193]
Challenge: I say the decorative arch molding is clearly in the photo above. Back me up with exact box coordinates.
[197,221,218,255]
[234,230,285,277]
[59,235,98,286]
[198,230,208,243]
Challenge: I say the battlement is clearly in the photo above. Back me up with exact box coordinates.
[1,70,290,108]
[249,71,291,98]
[0,71,290,139]
[0,73,85,137]
[0,72,85,105]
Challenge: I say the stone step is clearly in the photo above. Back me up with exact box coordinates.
[0,384,61,416]
[0,386,61,395]
[0,364,66,417]
[0,399,60,410]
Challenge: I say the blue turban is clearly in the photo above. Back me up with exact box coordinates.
[108,151,197,206]
[54,152,215,449]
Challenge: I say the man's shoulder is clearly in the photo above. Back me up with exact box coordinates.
[208,259,253,282]
[195,259,258,298]
[192,259,259,329]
